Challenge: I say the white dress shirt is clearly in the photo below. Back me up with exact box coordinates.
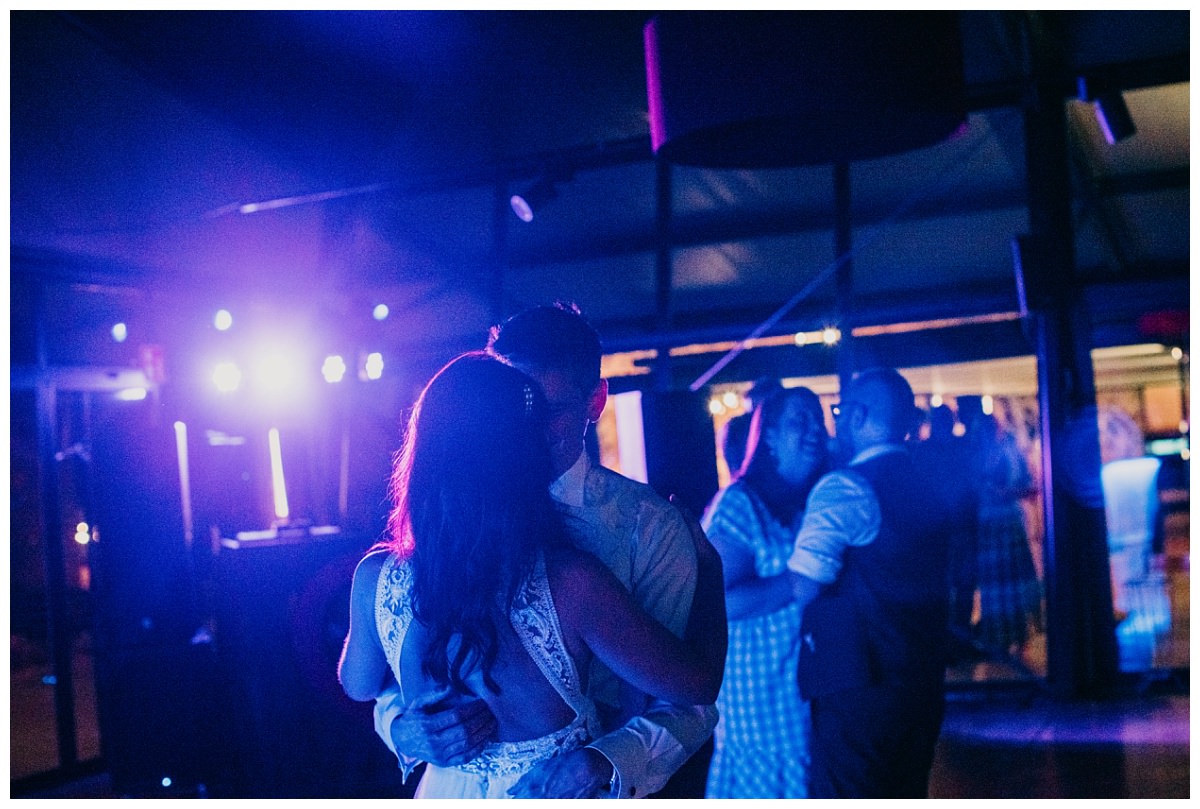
[787,444,906,582]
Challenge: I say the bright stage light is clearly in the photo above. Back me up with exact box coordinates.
[213,362,242,392]
[364,352,384,381]
[322,355,347,384]
[373,304,390,321]
[111,322,128,342]
[822,327,841,346]
[254,347,304,393]
[214,309,234,331]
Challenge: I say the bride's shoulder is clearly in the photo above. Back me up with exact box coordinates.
[354,546,392,579]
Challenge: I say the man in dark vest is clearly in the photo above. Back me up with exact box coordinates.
[788,367,955,797]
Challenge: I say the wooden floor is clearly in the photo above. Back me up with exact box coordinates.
[14,681,1190,799]
[931,685,1190,799]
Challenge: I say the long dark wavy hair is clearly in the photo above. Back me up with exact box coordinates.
[740,386,830,527]
[384,352,573,694]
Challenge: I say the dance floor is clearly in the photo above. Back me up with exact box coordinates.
[14,682,1190,799]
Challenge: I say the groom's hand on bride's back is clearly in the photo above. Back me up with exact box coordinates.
[391,689,497,767]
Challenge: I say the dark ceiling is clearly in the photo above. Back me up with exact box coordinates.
[9,10,1191,387]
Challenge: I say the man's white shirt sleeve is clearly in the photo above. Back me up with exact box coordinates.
[788,469,881,583]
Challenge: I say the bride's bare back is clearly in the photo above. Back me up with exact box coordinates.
[398,602,578,742]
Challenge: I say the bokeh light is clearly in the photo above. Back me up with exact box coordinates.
[214,309,234,331]
[364,352,384,381]
[322,355,347,384]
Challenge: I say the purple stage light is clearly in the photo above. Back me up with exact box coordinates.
[322,355,347,384]
[213,361,241,392]
[363,352,384,381]
[254,344,305,394]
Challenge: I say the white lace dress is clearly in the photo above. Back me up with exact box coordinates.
[375,552,600,799]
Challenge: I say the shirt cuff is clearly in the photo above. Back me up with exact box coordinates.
[586,716,687,798]
[373,689,421,780]
[583,745,621,799]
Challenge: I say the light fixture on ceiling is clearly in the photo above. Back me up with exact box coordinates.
[510,175,560,223]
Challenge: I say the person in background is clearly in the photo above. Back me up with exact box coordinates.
[702,385,830,798]
[789,367,958,798]
[913,403,981,663]
[720,377,785,479]
[371,303,720,798]
[338,352,726,798]
[970,411,1041,657]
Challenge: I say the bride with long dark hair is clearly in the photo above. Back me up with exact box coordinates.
[339,351,725,798]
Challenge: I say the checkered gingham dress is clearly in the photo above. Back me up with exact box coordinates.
[701,482,811,798]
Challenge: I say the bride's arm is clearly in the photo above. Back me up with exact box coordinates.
[338,550,390,702]
[559,538,726,707]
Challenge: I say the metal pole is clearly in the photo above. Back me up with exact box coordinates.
[33,280,79,767]
[1022,11,1118,696]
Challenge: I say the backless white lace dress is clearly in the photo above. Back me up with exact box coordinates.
[375,552,600,798]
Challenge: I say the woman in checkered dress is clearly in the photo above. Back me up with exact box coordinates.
[702,386,830,798]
